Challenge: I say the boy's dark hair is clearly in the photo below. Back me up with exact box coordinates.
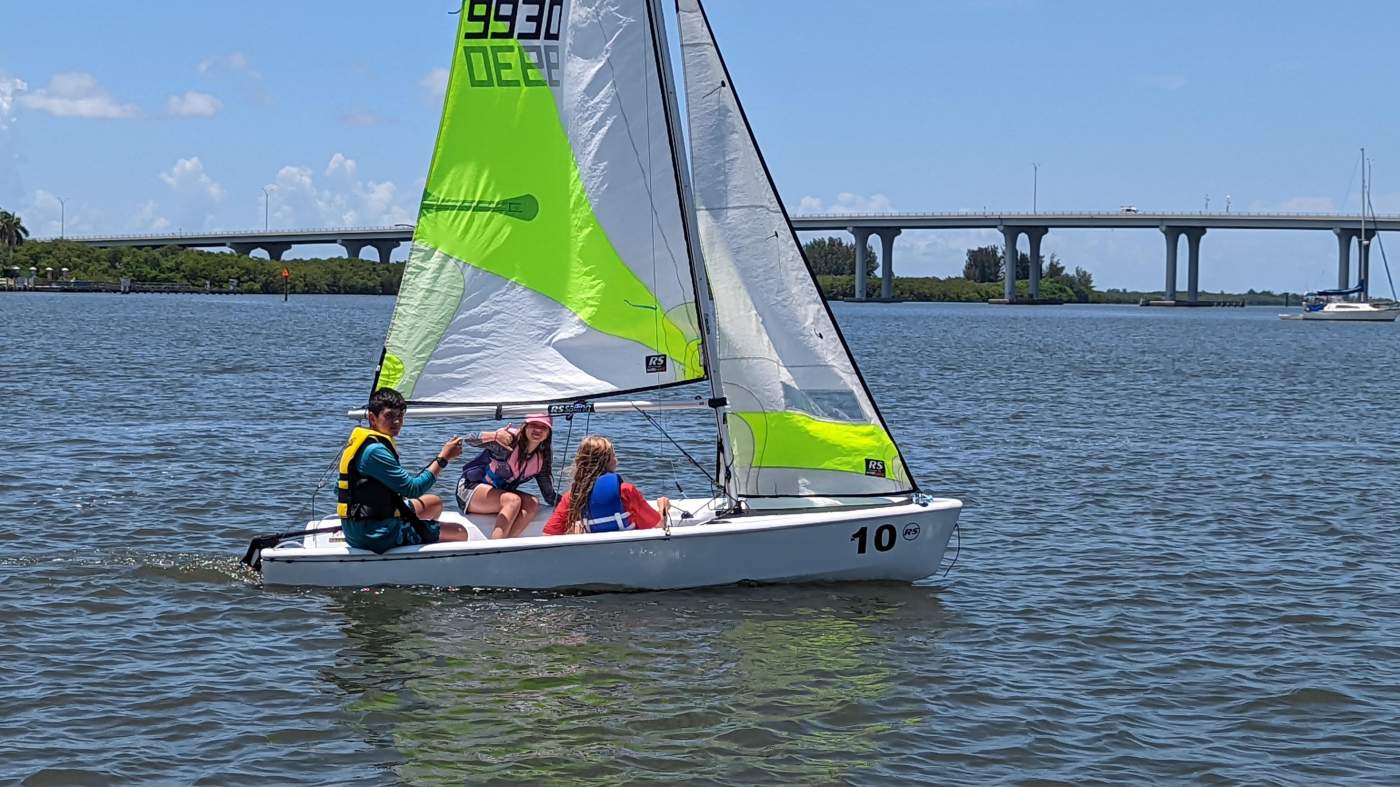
[368,387,407,415]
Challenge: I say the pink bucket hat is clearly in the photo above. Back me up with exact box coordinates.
[523,414,553,432]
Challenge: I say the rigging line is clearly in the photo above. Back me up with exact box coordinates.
[703,203,785,214]
[1340,155,1360,219]
[656,406,685,496]
[555,413,577,481]
[644,4,661,379]
[1365,190,1398,301]
[309,440,348,521]
[940,521,961,579]
[630,402,716,487]
[647,386,684,495]
[590,10,692,301]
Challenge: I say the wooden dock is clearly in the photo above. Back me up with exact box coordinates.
[1138,299,1246,307]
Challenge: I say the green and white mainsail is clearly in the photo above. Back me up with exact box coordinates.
[377,0,705,405]
[677,0,916,497]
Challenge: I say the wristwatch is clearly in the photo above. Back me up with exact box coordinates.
[433,456,449,469]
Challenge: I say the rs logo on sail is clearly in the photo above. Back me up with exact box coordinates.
[461,0,564,88]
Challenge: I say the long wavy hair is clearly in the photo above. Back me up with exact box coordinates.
[565,436,616,534]
[510,422,552,479]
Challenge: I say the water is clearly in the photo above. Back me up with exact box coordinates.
[3,293,1399,784]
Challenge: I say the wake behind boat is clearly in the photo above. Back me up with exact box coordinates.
[244,0,962,590]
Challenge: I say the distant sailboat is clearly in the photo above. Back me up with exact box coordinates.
[247,0,961,589]
[1282,149,1400,322]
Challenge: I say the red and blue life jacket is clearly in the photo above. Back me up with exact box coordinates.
[583,472,632,533]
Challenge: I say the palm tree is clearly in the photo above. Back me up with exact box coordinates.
[0,209,30,264]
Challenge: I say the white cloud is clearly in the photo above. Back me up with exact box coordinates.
[264,154,413,228]
[18,72,138,119]
[14,189,108,238]
[166,90,222,117]
[325,153,357,178]
[21,190,63,237]
[197,51,259,78]
[338,110,385,127]
[421,67,449,100]
[160,156,225,202]
[136,200,171,232]
[0,75,27,130]
[793,192,896,214]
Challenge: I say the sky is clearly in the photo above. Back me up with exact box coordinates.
[4,0,1400,292]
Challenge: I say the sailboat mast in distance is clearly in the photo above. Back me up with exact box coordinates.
[1361,147,1369,302]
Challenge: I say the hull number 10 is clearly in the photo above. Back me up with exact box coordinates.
[851,524,896,554]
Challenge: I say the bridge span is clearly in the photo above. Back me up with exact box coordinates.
[63,211,1397,303]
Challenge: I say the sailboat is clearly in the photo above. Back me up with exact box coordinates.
[1282,148,1400,322]
[247,0,962,589]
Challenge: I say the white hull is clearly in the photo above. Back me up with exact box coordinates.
[1279,304,1400,321]
[259,496,961,590]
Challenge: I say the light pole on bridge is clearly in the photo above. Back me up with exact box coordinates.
[1032,162,1039,213]
[57,196,66,239]
[261,187,271,231]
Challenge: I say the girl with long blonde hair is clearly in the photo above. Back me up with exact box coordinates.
[542,436,671,536]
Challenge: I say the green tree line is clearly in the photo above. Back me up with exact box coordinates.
[6,240,404,295]
[1,216,1292,304]
[802,236,1096,302]
[960,244,1096,302]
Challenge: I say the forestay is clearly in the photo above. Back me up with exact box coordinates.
[376,0,705,405]
[677,0,916,497]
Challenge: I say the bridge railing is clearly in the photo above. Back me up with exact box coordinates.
[60,225,414,242]
[50,211,1400,243]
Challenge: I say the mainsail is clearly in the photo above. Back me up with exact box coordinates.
[677,0,916,497]
[377,0,705,405]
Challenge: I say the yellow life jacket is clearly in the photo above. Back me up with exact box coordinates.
[337,427,403,521]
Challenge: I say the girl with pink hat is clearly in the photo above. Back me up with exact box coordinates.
[454,414,558,539]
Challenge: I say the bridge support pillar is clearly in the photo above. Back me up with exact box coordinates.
[262,243,292,262]
[229,242,257,257]
[341,240,368,259]
[1000,226,1021,302]
[1026,227,1048,300]
[1184,228,1206,302]
[372,241,400,264]
[1360,229,1375,300]
[1334,228,1356,290]
[849,227,872,301]
[1161,226,1183,301]
[877,229,900,300]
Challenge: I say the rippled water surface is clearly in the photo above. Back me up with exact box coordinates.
[4,293,1399,784]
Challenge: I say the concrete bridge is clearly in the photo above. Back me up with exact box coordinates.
[65,210,1399,302]
[797,211,1399,302]
[67,226,410,264]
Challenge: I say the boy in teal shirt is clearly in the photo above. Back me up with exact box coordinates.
[337,388,469,553]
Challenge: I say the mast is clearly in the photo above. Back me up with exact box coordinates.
[1361,147,1367,302]
[645,0,737,503]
